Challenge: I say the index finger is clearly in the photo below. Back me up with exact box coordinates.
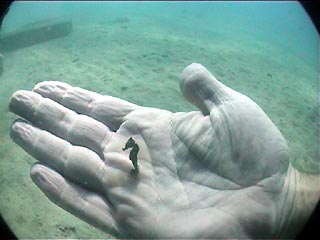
[33,81,139,131]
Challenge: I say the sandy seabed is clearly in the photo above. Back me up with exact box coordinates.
[0,15,318,238]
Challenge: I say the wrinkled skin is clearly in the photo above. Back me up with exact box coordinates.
[9,63,319,238]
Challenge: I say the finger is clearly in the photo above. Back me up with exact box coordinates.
[30,164,119,236]
[33,81,138,131]
[180,63,236,115]
[10,120,106,193]
[9,90,112,159]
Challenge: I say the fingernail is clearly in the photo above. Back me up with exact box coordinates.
[10,120,33,145]
[9,91,41,120]
[31,164,64,198]
[33,81,70,100]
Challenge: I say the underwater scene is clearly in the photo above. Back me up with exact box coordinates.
[0,1,318,239]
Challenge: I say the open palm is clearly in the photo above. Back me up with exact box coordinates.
[10,63,289,238]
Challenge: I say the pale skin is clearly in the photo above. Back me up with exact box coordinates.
[9,63,319,238]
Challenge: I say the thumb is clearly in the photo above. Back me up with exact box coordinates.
[180,63,235,115]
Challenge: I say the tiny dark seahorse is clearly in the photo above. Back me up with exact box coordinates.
[122,137,139,174]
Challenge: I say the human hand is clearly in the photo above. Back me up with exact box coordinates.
[9,63,292,238]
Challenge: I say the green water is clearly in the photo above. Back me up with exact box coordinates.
[0,1,318,239]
